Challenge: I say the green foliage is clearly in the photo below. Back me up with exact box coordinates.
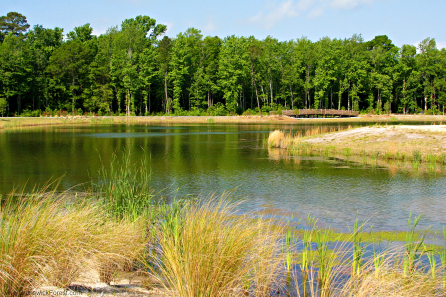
[1,11,446,117]
[91,150,154,221]
[0,12,29,42]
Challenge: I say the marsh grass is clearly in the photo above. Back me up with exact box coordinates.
[149,198,285,297]
[268,126,351,150]
[268,130,289,148]
[1,184,444,297]
[270,126,446,173]
[0,184,146,296]
[91,150,155,221]
[340,258,441,297]
[1,158,444,297]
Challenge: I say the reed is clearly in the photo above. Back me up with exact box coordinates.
[91,150,154,221]
[350,215,366,277]
[441,227,446,291]
[403,213,425,276]
[268,130,288,148]
[314,229,333,297]
[340,258,440,297]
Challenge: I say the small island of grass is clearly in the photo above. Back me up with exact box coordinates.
[268,124,446,170]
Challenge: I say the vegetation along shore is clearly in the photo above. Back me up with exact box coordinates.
[2,114,446,130]
[268,124,446,171]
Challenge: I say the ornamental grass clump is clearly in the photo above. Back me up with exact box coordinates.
[268,130,288,148]
[0,185,146,296]
[150,198,285,297]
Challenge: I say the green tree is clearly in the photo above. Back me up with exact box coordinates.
[0,34,32,115]
[158,36,172,113]
[47,40,94,112]
[218,36,249,113]
[417,38,438,112]
[0,12,30,42]
[26,25,64,110]
[66,23,94,43]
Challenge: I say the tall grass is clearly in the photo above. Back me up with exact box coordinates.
[1,163,444,297]
[0,184,146,296]
[268,126,350,149]
[340,259,440,297]
[149,198,285,297]
[92,150,154,221]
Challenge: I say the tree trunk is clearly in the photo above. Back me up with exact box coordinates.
[250,61,261,113]
[164,69,168,114]
[269,79,273,104]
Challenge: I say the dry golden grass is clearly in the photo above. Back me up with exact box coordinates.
[268,130,287,148]
[150,199,285,297]
[339,263,441,297]
[0,187,146,296]
[271,126,446,170]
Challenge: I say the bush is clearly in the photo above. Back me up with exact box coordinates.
[207,102,228,116]
[20,109,41,117]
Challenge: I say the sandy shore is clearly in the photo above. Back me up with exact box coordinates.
[269,124,446,170]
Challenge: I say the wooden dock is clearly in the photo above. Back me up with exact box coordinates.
[280,109,359,118]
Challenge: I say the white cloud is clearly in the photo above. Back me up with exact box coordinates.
[164,22,175,35]
[296,0,316,11]
[308,7,325,18]
[249,0,380,28]
[249,0,301,29]
[203,17,218,33]
[437,41,446,49]
[330,0,375,9]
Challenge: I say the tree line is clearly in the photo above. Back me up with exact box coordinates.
[1,11,446,117]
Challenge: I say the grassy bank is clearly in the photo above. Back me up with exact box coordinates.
[268,125,446,171]
[2,114,446,130]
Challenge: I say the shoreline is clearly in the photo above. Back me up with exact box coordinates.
[1,114,446,130]
[268,125,446,170]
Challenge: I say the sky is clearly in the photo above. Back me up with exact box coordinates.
[3,0,446,48]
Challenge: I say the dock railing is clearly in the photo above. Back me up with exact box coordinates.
[280,109,359,118]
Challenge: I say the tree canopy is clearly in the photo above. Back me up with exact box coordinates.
[0,12,29,42]
[1,11,446,117]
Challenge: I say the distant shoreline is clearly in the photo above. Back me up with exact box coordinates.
[1,114,446,130]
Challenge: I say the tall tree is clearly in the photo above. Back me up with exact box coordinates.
[0,12,30,42]
[158,36,172,113]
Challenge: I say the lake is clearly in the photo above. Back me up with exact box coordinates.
[1,122,445,232]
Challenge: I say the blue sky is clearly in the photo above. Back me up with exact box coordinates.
[3,0,446,48]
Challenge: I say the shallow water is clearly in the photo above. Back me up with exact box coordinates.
[1,122,445,232]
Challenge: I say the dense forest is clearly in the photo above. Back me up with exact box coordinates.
[1,11,446,116]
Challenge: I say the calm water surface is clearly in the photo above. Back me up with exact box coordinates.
[1,123,445,232]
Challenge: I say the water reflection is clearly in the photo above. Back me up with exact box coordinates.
[1,122,445,232]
